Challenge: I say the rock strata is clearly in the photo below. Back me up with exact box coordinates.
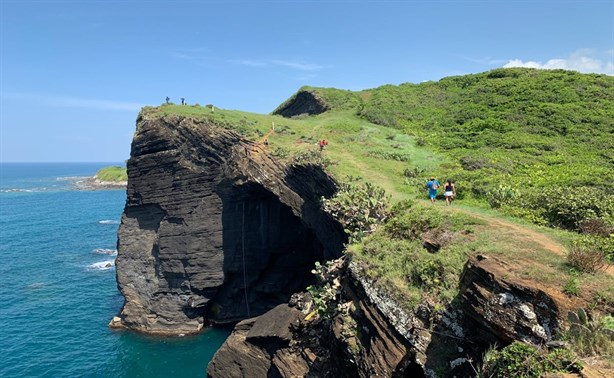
[208,254,579,377]
[113,111,346,334]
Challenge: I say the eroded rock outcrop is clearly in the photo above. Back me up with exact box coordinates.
[272,89,329,118]
[208,255,578,377]
[113,112,346,334]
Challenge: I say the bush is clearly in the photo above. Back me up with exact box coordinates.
[322,181,390,242]
[385,205,443,240]
[487,185,519,209]
[566,309,614,359]
[292,149,333,168]
[536,187,614,230]
[570,234,614,266]
[480,342,582,377]
[567,245,607,273]
[579,218,614,237]
[402,167,424,178]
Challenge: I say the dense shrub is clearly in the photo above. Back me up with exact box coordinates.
[292,149,333,168]
[579,218,614,237]
[566,309,614,359]
[486,185,519,209]
[385,205,443,240]
[567,244,607,273]
[480,342,582,377]
[537,187,614,230]
[322,181,390,242]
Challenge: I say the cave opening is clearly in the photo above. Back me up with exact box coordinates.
[212,182,325,322]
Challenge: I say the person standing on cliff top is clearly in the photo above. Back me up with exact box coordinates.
[181,97,185,105]
[165,96,170,104]
[426,177,440,204]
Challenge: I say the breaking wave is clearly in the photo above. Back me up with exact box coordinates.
[93,248,118,256]
[88,260,115,271]
[98,220,120,225]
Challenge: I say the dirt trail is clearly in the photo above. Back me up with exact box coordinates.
[451,206,614,277]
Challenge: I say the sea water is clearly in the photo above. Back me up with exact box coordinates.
[0,163,229,378]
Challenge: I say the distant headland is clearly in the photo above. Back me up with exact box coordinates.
[74,165,127,190]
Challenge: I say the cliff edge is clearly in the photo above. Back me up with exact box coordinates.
[112,110,346,334]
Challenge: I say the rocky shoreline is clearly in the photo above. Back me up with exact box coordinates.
[73,176,127,191]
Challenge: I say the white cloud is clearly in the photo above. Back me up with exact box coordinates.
[1,92,143,111]
[231,58,325,71]
[503,49,613,75]
[269,60,324,71]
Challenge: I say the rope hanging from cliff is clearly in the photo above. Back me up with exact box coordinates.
[241,201,251,318]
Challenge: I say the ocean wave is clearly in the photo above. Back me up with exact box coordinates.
[1,188,36,193]
[98,220,120,225]
[93,248,118,256]
[88,260,115,271]
[25,282,47,290]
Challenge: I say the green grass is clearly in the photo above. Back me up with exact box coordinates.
[141,105,446,201]
[95,166,127,182]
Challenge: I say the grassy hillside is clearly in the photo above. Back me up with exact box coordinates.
[317,69,614,232]
[144,68,614,370]
[95,165,127,182]
[144,68,614,234]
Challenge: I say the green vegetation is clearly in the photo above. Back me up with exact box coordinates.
[565,309,614,361]
[479,341,582,377]
[322,179,390,242]
[348,202,480,308]
[95,166,127,182]
[145,68,614,374]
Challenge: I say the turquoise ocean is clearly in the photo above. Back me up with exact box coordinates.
[0,163,229,378]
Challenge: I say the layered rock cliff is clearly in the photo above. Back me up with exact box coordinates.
[208,255,579,377]
[112,111,346,334]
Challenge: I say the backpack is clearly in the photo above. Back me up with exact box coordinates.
[431,181,439,190]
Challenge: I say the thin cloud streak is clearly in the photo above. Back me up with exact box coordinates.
[460,55,506,65]
[1,92,144,111]
[230,58,325,71]
[269,60,324,71]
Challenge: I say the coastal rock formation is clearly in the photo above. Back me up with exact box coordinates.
[113,112,346,334]
[208,255,576,377]
[272,89,329,118]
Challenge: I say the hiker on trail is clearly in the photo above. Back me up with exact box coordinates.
[181,97,185,105]
[165,96,170,104]
[426,177,440,204]
[444,179,456,206]
[318,139,328,152]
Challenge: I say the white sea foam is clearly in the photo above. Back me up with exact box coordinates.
[98,220,120,225]
[1,188,35,193]
[25,282,47,290]
[93,248,118,256]
[88,260,115,271]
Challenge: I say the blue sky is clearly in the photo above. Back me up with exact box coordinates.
[1,0,612,162]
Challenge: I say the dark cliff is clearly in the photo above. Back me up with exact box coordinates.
[271,89,329,117]
[112,111,346,334]
[207,256,580,377]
